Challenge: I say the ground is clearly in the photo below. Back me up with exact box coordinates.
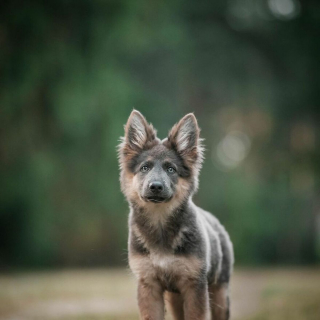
[0,268,319,320]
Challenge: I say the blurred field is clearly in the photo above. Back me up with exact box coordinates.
[0,268,319,320]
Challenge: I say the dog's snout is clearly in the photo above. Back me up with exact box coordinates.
[149,181,164,193]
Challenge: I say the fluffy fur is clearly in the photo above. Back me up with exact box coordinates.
[118,110,234,320]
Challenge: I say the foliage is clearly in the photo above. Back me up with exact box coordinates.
[0,0,319,267]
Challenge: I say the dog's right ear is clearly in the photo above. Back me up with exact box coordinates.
[124,110,157,150]
[119,110,157,163]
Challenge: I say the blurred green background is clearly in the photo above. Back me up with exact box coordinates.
[1,0,320,271]
[1,1,320,319]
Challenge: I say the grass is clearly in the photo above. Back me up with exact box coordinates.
[250,294,320,320]
[247,269,320,320]
[0,267,319,319]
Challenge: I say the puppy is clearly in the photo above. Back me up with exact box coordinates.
[118,110,234,320]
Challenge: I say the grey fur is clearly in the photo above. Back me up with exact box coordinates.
[119,110,234,320]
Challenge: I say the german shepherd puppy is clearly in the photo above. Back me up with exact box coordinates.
[118,110,234,320]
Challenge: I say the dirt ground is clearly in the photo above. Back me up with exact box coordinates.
[0,267,319,320]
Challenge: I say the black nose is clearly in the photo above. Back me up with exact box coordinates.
[149,181,164,193]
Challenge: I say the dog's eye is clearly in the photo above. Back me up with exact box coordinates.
[167,167,176,174]
[140,166,150,173]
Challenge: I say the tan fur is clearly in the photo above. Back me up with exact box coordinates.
[181,283,210,320]
[165,292,184,320]
[130,253,209,320]
[119,111,233,320]
[120,170,135,200]
[129,253,203,284]
[209,283,229,320]
[124,175,190,227]
[138,278,165,320]
[166,284,229,320]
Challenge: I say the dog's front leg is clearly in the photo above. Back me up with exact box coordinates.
[182,282,210,320]
[137,279,164,320]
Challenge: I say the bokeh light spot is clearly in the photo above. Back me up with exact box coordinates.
[268,0,300,19]
[214,131,251,171]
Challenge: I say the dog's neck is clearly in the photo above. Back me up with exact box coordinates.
[130,199,195,250]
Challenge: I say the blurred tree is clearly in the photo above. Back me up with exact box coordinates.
[0,0,319,268]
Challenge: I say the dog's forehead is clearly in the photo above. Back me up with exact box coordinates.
[144,144,177,162]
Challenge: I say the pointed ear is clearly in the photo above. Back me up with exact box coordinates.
[124,110,157,150]
[167,113,204,166]
[118,110,157,167]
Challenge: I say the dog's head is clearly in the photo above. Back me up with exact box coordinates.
[118,110,204,209]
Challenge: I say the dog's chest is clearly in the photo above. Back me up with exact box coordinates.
[150,252,178,271]
[129,216,203,286]
[151,252,183,291]
[129,248,202,291]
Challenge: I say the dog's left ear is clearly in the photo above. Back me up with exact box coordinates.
[167,113,203,166]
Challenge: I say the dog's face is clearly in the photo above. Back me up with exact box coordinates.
[118,111,203,208]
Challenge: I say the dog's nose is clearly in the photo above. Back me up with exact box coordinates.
[149,181,164,193]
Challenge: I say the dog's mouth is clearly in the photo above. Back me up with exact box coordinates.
[144,196,172,203]
[146,196,166,203]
